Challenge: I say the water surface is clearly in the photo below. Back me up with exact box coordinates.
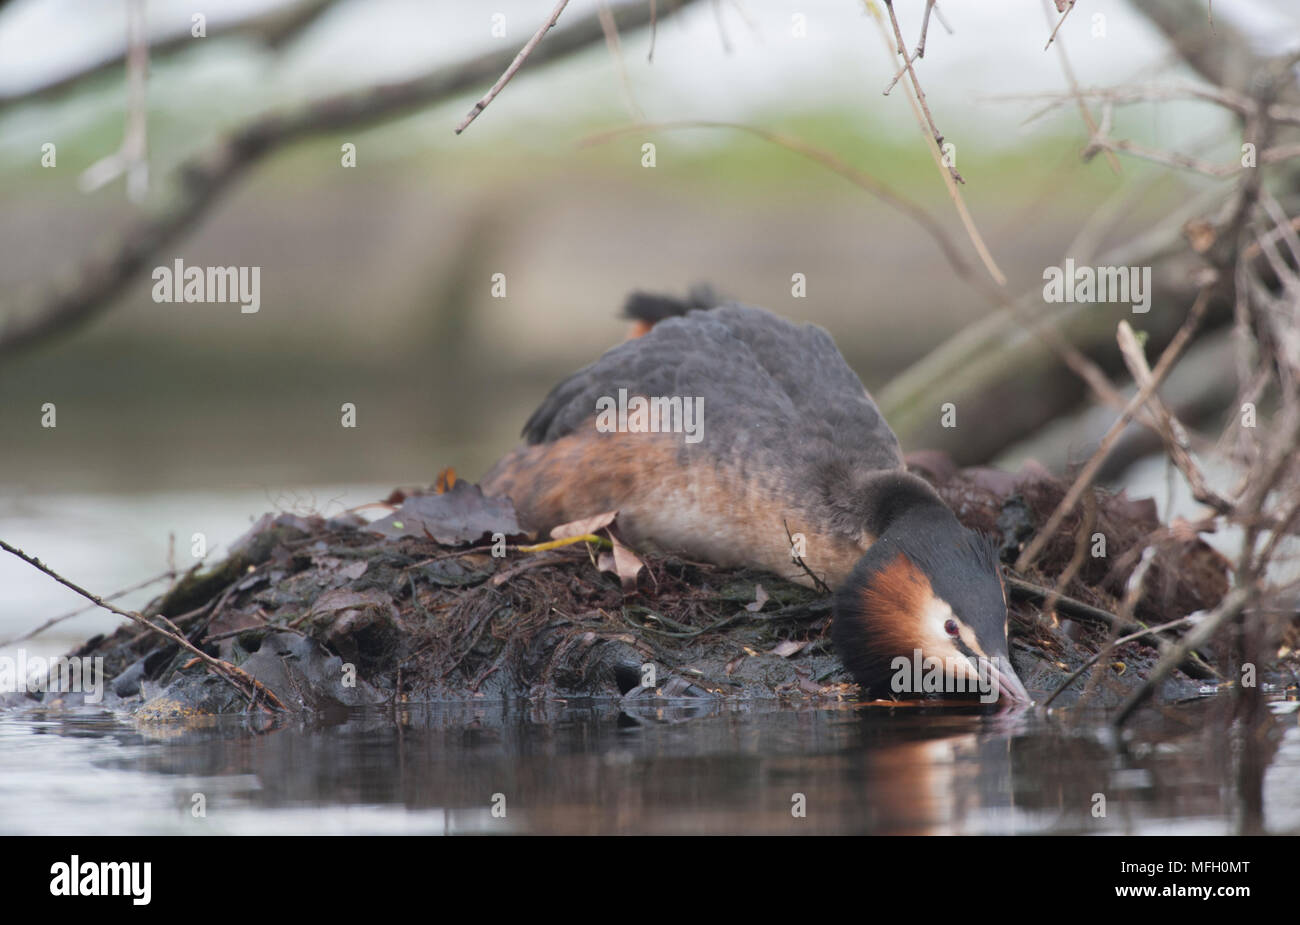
[2,697,1296,835]
[2,488,1296,836]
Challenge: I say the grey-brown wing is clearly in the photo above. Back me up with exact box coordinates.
[521,303,903,472]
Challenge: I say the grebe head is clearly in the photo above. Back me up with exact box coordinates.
[831,507,1031,707]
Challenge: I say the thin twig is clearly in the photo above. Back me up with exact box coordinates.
[993,85,1300,130]
[1044,0,1076,52]
[1043,612,1196,709]
[1259,188,1300,278]
[1084,135,1243,178]
[1254,491,1300,574]
[915,0,938,57]
[78,0,149,201]
[1016,287,1214,572]
[1041,492,1096,622]
[597,0,644,121]
[1116,319,1235,514]
[0,539,288,711]
[455,0,571,134]
[1007,574,1217,681]
[1261,142,1300,166]
[871,11,1008,285]
[1113,586,1253,725]
[0,567,183,647]
[1006,576,1137,635]
[1078,545,1158,703]
[647,0,658,61]
[1040,0,1121,174]
[882,0,937,95]
[1242,213,1300,263]
[711,0,732,54]
[1115,404,1300,725]
[784,520,832,594]
[882,0,962,184]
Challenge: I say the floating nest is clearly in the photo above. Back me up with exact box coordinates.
[30,453,1267,720]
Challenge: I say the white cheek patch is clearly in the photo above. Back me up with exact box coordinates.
[922,596,956,649]
[924,596,989,660]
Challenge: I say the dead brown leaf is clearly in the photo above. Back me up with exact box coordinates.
[551,510,618,539]
[367,480,524,545]
[553,510,644,591]
[607,535,645,591]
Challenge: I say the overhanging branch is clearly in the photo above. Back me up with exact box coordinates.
[0,0,695,361]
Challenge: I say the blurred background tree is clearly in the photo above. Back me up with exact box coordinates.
[5,0,1295,489]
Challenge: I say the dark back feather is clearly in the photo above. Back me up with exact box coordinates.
[521,299,911,541]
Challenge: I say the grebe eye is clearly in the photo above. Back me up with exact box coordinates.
[944,619,959,637]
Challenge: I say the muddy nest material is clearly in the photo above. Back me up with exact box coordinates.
[41,457,1248,718]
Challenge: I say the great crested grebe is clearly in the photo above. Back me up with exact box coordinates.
[482,292,1032,706]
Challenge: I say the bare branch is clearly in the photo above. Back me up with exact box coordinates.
[915,0,939,57]
[647,0,658,61]
[1006,575,1142,637]
[711,0,731,53]
[992,84,1300,128]
[0,0,689,361]
[1044,611,1197,709]
[0,0,343,112]
[1040,0,1121,174]
[871,6,1008,285]
[597,0,644,121]
[784,520,832,595]
[79,0,150,201]
[0,538,288,712]
[1112,271,1300,725]
[882,1,963,185]
[1044,0,1076,52]
[1114,586,1253,725]
[0,567,183,647]
[1116,320,1236,514]
[455,0,572,134]
[883,0,938,95]
[1126,0,1264,91]
[1016,286,1214,573]
[1084,133,1245,178]
[1040,492,1097,623]
[1259,188,1300,273]
[1262,142,1300,166]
